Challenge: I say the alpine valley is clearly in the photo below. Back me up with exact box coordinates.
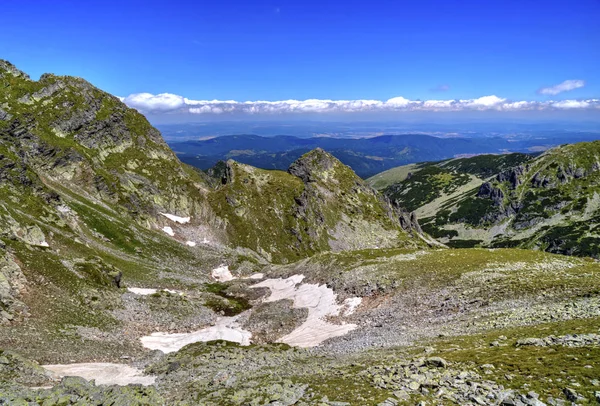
[1,61,600,406]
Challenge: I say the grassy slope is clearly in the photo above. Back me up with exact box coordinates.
[371,147,600,256]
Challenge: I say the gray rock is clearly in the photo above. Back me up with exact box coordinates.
[562,387,579,402]
[516,338,546,347]
[424,357,448,368]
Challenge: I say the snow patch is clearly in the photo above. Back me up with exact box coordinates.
[56,205,71,213]
[186,241,197,247]
[140,315,251,353]
[251,275,359,347]
[127,287,181,296]
[341,297,362,316]
[38,241,50,247]
[162,226,174,236]
[127,287,157,295]
[160,213,190,224]
[43,363,155,386]
[211,265,234,282]
[246,273,264,280]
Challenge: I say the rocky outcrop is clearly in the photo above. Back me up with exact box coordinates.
[0,350,53,386]
[398,210,422,233]
[0,59,213,227]
[0,60,29,79]
[557,165,586,184]
[477,182,504,206]
[206,160,233,186]
[496,165,525,189]
[242,299,308,344]
[531,171,553,188]
[287,149,425,252]
[288,148,335,183]
[516,333,600,348]
[0,250,28,324]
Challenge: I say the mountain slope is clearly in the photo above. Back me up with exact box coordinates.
[207,149,427,262]
[373,146,600,256]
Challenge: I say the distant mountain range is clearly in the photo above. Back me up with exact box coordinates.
[168,132,600,178]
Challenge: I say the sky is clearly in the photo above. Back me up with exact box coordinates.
[1,0,599,122]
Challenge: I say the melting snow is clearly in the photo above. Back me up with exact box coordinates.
[127,287,181,296]
[160,213,190,224]
[43,363,155,386]
[162,226,174,236]
[246,273,264,280]
[186,241,197,247]
[38,241,50,247]
[140,315,251,353]
[251,275,359,347]
[341,297,362,316]
[211,265,234,282]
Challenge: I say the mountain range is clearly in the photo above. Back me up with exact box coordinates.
[169,132,600,178]
[1,60,599,405]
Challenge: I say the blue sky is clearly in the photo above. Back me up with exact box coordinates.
[2,0,599,121]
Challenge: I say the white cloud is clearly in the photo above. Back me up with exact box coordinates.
[461,95,506,108]
[121,92,600,115]
[538,79,585,95]
[552,100,590,109]
[385,96,412,107]
[123,93,186,111]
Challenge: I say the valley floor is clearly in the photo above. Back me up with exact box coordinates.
[2,247,600,405]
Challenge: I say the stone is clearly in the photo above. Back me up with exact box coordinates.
[408,381,421,391]
[424,357,448,368]
[516,338,546,347]
[562,387,578,402]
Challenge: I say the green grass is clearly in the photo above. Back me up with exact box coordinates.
[202,282,252,316]
[428,317,600,404]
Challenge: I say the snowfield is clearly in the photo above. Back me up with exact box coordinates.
[252,275,360,347]
[159,213,191,224]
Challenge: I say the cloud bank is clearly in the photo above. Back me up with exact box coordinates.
[538,79,585,95]
[121,93,600,116]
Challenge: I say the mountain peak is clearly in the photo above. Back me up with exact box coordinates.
[0,60,29,79]
[288,147,353,184]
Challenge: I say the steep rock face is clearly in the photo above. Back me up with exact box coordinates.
[0,249,28,324]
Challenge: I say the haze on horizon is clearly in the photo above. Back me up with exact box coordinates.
[2,0,599,123]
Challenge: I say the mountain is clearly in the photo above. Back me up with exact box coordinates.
[2,61,600,406]
[170,133,519,178]
[206,148,429,263]
[0,59,424,328]
[371,145,600,257]
[169,131,600,179]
